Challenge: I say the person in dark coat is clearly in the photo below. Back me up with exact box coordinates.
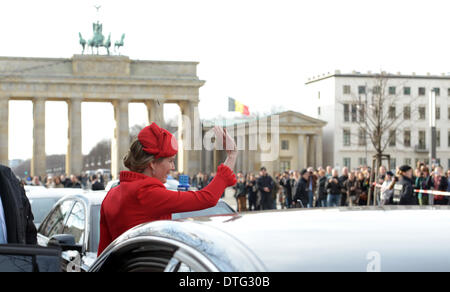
[256,167,275,210]
[0,164,37,245]
[279,171,293,208]
[326,169,342,207]
[339,167,349,206]
[293,169,309,208]
[317,169,328,207]
[397,165,417,205]
[246,174,258,211]
[91,174,105,191]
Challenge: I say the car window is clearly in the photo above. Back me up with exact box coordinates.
[29,198,59,224]
[63,202,86,245]
[39,200,74,238]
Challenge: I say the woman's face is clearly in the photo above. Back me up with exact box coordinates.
[151,156,176,183]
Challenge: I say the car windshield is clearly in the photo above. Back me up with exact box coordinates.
[28,198,59,224]
[90,205,102,253]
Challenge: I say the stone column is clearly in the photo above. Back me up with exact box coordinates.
[308,135,316,168]
[178,100,202,176]
[0,96,8,166]
[316,133,323,168]
[146,98,165,128]
[111,99,129,179]
[31,97,46,177]
[66,98,83,176]
[298,134,308,170]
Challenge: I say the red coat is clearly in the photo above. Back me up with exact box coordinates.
[98,164,236,255]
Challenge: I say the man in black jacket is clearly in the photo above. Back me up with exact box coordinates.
[279,171,293,208]
[326,169,342,207]
[293,169,309,208]
[0,164,37,244]
[257,167,275,210]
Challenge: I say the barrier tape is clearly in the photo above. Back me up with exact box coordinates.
[373,182,450,197]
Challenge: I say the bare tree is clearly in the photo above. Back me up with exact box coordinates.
[340,72,420,204]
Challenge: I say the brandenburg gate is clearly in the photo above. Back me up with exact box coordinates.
[0,55,205,178]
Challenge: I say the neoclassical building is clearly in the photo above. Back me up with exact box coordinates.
[0,55,204,179]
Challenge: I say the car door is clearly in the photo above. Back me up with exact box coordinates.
[0,244,61,272]
[60,201,87,272]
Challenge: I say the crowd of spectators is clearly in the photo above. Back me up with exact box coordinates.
[22,172,111,191]
[196,162,450,212]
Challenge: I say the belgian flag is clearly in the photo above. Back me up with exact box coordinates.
[228,97,250,116]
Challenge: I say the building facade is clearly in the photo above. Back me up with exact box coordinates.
[305,71,450,170]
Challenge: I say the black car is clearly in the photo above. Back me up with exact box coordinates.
[89,206,450,272]
[37,191,236,271]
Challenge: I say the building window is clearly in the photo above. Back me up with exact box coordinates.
[448,131,450,147]
[373,86,381,95]
[389,130,396,147]
[419,106,426,120]
[318,106,321,116]
[436,107,440,120]
[359,104,365,122]
[281,140,289,150]
[343,129,351,146]
[404,158,412,166]
[448,88,450,97]
[433,87,440,96]
[280,161,291,172]
[344,104,350,122]
[404,130,411,147]
[343,85,351,94]
[351,104,357,122]
[404,87,411,95]
[343,158,351,169]
[419,87,426,96]
[390,158,397,170]
[389,86,396,95]
[403,106,411,120]
[388,106,396,119]
[419,131,426,149]
[358,128,366,146]
[448,107,450,120]
[358,86,366,95]
[437,130,441,148]
[358,157,367,166]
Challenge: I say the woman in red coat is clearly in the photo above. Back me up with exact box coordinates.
[98,123,237,255]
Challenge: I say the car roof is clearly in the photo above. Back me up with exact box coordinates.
[116,206,450,271]
[54,191,108,206]
[197,206,450,271]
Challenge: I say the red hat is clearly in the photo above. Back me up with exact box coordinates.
[138,123,178,159]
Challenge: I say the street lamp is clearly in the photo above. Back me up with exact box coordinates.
[429,89,437,166]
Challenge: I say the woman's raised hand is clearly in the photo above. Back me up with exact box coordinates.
[213,126,238,171]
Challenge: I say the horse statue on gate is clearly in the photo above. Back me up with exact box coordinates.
[103,33,111,55]
[88,21,105,55]
[114,34,125,55]
[78,33,87,54]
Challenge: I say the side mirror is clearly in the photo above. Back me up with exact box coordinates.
[48,234,83,253]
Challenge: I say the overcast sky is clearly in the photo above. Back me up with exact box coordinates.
[3,0,450,160]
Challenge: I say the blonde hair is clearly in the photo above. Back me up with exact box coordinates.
[123,138,162,173]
